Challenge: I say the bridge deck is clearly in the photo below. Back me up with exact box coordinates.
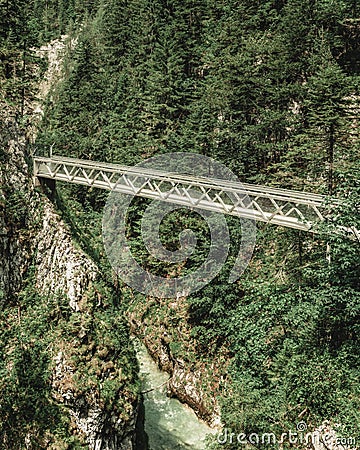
[34,155,336,232]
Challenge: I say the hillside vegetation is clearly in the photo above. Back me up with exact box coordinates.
[2,0,360,448]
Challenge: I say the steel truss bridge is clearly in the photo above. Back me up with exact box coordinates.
[34,155,342,233]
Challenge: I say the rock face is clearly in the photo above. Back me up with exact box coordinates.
[312,422,356,450]
[34,204,98,312]
[0,117,139,449]
[129,314,222,429]
[0,122,34,302]
[53,349,137,450]
[169,361,221,428]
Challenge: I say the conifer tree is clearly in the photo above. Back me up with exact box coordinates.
[305,58,352,194]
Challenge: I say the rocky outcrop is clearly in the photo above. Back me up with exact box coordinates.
[34,204,98,311]
[53,349,138,450]
[0,122,35,302]
[129,314,222,429]
[169,361,222,428]
[312,422,356,450]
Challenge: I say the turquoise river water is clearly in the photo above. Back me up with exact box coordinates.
[134,339,217,449]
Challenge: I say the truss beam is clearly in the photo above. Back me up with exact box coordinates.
[34,156,336,232]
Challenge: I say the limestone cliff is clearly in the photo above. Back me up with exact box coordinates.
[0,59,139,449]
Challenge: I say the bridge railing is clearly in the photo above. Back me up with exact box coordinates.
[34,155,340,232]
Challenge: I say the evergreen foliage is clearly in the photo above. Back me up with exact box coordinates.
[36,0,360,446]
[2,0,360,447]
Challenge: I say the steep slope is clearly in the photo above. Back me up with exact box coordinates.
[0,40,140,450]
[30,1,360,448]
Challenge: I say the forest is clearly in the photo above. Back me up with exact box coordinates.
[1,0,360,448]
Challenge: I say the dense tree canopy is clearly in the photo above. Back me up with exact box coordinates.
[1,0,360,447]
[37,0,360,446]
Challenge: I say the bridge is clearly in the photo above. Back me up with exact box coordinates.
[34,155,338,232]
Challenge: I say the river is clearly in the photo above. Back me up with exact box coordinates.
[134,339,217,449]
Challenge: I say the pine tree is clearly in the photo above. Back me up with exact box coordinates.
[305,60,352,193]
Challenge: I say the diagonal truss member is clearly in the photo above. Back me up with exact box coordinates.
[34,156,339,232]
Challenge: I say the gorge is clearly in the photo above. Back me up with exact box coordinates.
[1,1,360,449]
